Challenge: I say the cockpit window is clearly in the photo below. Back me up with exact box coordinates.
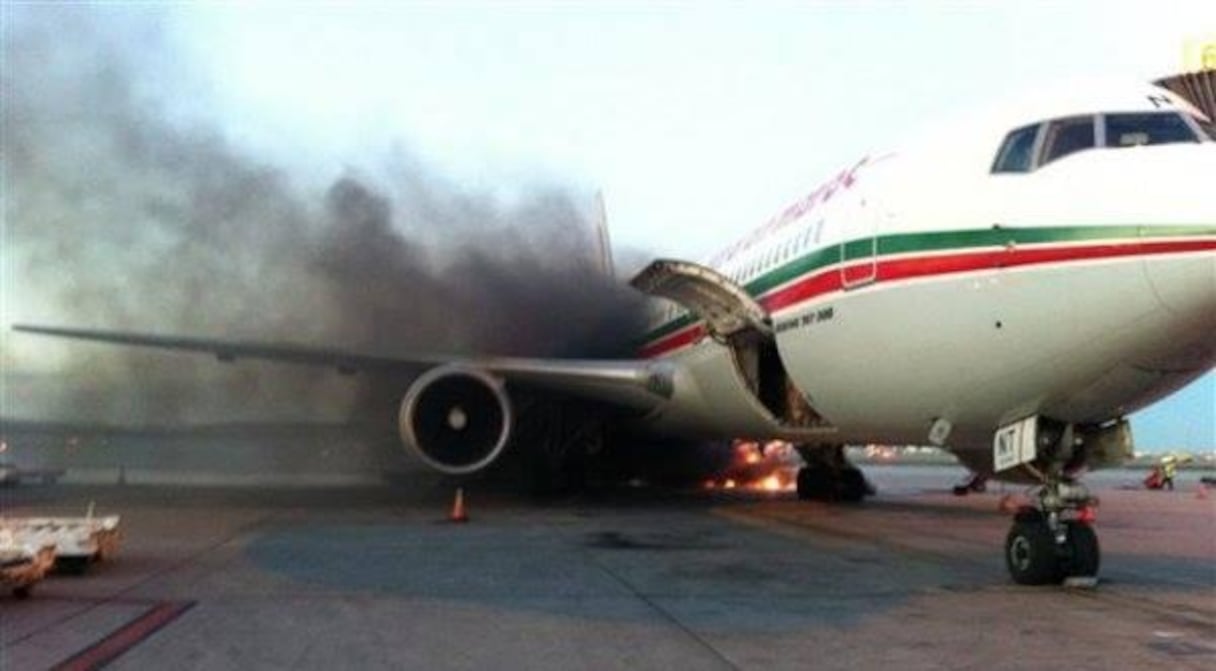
[991,124,1039,173]
[1041,116,1095,165]
[1105,112,1198,146]
[1197,117,1216,141]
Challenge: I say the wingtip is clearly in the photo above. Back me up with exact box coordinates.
[11,324,79,338]
[12,324,57,334]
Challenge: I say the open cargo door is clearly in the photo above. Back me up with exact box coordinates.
[630,259,772,344]
[631,259,826,429]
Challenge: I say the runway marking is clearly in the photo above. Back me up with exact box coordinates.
[52,600,195,671]
[37,513,263,669]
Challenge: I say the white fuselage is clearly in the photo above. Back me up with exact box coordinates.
[636,91,1216,471]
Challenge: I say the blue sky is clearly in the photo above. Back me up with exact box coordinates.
[5,2,1214,449]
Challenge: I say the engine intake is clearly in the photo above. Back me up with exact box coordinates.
[399,366,513,475]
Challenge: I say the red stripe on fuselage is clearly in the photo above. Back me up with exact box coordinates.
[639,238,1214,358]
[638,323,706,358]
[766,238,1212,313]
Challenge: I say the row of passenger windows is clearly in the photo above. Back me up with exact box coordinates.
[992,112,1208,173]
[726,221,822,285]
[655,221,823,324]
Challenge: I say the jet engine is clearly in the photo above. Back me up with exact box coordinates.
[398,365,513,475]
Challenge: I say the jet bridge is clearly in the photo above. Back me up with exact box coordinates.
[631,259,826,429]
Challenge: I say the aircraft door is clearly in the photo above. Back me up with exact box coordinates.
[630,259,828,430]
[839,197,881,289]
[630,259,772,344]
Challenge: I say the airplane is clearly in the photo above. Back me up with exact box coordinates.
[14,78,1216,586]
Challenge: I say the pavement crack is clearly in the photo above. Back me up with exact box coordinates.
[583,548,741,671]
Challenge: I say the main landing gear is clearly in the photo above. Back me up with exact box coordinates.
[1004,479,1100,585]
[793,444,875,502]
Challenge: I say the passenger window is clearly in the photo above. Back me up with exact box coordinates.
[1105,113,1197,147]
[1041,116,1095,165]
[992,124,1039,173]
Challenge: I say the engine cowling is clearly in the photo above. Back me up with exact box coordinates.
[398,365,513,475]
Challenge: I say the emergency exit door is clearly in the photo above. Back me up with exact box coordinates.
[839,197,881,288]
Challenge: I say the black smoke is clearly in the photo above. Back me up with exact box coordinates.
[1,7,649,428]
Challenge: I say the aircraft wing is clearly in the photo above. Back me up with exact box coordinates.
[11,324,672,411]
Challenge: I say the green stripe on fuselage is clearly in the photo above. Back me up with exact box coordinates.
[639,224,1214,345]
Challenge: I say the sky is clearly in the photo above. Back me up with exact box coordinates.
[2,1,1213,449]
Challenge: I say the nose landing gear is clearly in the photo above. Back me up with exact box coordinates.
[1004,480,1100,585]
[992,416,1106,586]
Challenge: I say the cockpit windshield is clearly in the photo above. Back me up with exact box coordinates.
[991,124,1038,173]
[1104,112,1199,147]
[1041,116,1095,166]
[992,110,1206,174]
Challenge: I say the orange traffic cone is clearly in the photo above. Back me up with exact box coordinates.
[449,487,469,523]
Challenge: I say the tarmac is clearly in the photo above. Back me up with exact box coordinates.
[1,466,1213,670]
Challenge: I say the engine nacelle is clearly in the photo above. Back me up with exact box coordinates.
[399,365,513,476]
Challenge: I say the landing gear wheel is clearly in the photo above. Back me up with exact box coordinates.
[994,419,1103,586]
[56,557,90,575]
[796,466,832,501]
[13,585,31,599]
[1061,521,1100,578]
[839,467,869,502]
[1005,513,1063,585]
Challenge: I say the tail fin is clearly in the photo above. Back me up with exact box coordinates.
[592,191,615,277]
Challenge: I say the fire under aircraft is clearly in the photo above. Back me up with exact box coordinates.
[16,80,1216,585]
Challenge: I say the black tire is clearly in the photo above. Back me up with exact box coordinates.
[1005,518,1063,585]
[55,557,90,575]
[13,585,32,599]
[1062,521,1100,578]
[795,467,813,500]
[838,468,869,502]
[796,466,832,501]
